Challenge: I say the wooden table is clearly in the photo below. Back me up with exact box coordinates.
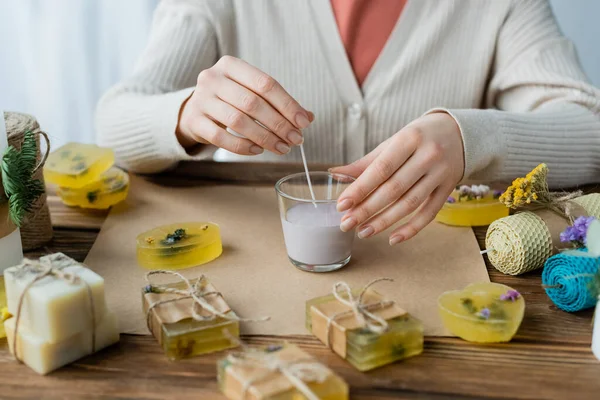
[3,168,600,400]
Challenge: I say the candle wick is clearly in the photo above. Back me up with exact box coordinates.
[300,144,317,208]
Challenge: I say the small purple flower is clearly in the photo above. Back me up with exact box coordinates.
[560,216,596,246]
[493,190,503,199]
[500,289,520,302]
[477,308,491,319]
[447,196,456,204]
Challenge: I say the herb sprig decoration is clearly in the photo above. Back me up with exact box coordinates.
[1,131,45,226]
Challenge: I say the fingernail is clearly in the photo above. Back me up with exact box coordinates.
[308,111,315,122]
[358,226,374,239]
[250,145,264,154]
[287,131,304,145]
[389,235,404,246]
[275,142,290,154]
[340,217,357,232]
[337,198,353,212]
[295,113,311,129]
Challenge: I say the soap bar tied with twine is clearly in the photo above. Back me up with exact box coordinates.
[143,270,269,359]
[10,256,97,362]
[484,164,600,275]
[217,335,348,400]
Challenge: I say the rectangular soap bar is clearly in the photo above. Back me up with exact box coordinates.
[143,277,239,360]
[306,288,424,371]
[4,253,106,343]
[217,343,349,400]
[5,311,119,375]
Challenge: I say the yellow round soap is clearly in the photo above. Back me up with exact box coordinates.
[57,167,129,209]
[136,223,223,270]
[436,185,508,227]
[438,282,525,343]
[44,143,115,189]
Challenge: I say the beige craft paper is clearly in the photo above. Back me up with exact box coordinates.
[84,175,489,337]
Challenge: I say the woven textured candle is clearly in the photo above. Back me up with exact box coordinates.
[486,193,600,275]
[4,112,53,250]
[542,251,599,312]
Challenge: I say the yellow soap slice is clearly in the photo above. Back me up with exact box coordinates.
[136,223,223,270]
[436,186,508,227]
[438,282,525,343]
[57,167,129,209]
[5,311,119,375]
[44,143,114,189]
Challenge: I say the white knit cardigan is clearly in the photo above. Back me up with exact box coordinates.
[96,0,600,186]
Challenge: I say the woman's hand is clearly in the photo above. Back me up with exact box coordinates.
[177,56,313,155]
[330,112,465,245]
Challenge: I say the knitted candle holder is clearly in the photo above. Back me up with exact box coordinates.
[4,112,53,250]
[542,250,599,312]
[486,193,600,275]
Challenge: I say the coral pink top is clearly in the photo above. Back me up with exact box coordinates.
[331,0,406,86]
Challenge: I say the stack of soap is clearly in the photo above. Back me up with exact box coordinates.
[136,223,223,270]
[44,143,129,209]
[306,286,423,371]
[217,343,349,400]
[143,276,239,360]
[3,253,119,374]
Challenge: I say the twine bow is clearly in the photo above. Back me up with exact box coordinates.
[11,256,96,362]
[325,277,395,348]
[224,334,329,400]
[144,270,269,333]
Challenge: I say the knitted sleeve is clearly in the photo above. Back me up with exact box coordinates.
[430,0,600,187]
[95,0,219,173]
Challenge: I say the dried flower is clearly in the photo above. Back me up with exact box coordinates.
[145,236,155,245]
[500,290,521,302]
[560,216,596,248]
[143,284,155,294]
[477,308,491,320]
[499,164,548,209]
[457,184,490,201]
[447,196,456,204]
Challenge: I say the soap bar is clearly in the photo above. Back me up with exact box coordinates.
[57,167,129,209]
[217,343,349,400]
[5,311,119,375]
[438,282,525,343]
[137,223,223,270]
[143,276,238,360]
[436,185,508,227]
[4,253,106,343]
[306,287,423,372]
[44,142,114,189]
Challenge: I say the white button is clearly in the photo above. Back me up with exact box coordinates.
[348,103,363,120]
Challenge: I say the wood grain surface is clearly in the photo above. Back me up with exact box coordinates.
[2,174,599,400]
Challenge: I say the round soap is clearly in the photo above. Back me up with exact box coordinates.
[136,222,223,270]
[44,142,115,189]
[57,167,129,209]
[438,282,525,343]
[436,187,508,227]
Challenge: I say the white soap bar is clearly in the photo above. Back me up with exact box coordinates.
[5,311,119,375]
[4,253,106,343]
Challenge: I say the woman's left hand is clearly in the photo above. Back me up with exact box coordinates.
[330,112,465,245]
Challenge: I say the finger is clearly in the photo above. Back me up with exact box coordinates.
[336,131,421,212]
[201,96,291,155]
[215,77,303,145]
[343,144,443,228]
[389,184,453,244]
[190,115,263,155]
[352,167,448,237]
[329,140,388,178]
[216,56,312,129]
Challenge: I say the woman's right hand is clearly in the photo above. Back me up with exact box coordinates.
[176,56,313,155]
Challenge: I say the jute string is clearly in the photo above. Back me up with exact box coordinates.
[223,332,329,400]
[11,258,96,362]
[325,277,395,348]
[144,270,269,333]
